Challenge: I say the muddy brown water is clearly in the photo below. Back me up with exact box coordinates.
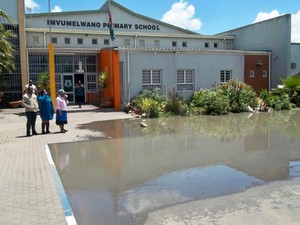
[49,111,300,225]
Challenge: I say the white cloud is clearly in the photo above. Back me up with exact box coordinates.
[291,11,300,43]
[253,10,282,23]
[24,0,39,12]
[51,5,62,13]
[161,0,202,31]
[253,10,300,43]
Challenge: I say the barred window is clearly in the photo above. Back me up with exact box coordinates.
[87,74,98,91]
[77,38,83,44]
[177,69,194,91]
[65,37,71,44]
[142,69,161,90]
[92,38,97,45]
[220,70,232,82]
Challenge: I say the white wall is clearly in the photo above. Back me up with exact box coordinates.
[119,50,244,102]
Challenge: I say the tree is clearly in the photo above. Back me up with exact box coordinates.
[0,9,16,81]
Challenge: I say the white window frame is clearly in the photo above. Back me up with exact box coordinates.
[220,70,232,83]
[142,69,162,90]
[249,70,255,77]
[262,70,268,77]
[86,73,98,92]
[177,69,194,92]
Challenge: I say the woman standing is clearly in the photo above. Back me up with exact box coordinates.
[38,89,55,134]
[56,89,69,133]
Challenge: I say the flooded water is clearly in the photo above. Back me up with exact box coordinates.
[49,110,300,225]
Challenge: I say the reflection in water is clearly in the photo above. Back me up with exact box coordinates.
[50,111,300,225]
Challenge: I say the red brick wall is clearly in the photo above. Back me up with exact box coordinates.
[244,55,269,94]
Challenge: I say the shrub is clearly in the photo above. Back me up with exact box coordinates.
[164,88,189,116]
[218,80,258,112]
[191,89,230,115]
[140,98,160,118]
[131,88,166,110]
[280,75,300,107]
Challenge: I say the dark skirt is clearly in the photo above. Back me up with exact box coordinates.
[56,110,68,125]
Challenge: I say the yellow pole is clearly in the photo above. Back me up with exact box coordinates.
[48,43,56,108]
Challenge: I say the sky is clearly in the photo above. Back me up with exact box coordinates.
[24,0,300,43]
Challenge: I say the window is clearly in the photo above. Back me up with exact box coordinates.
[172,41,177,47]
[92,38,97,45]
[262,70,268,77]
[226,42,232,49]
[142,69,161,90]
[139,39,145,47]
[177,69,194,92]
[182,41,187,47]
[154,40,160,48]
[124,39,130,46]
[249,70,255,77]
[65,37,71,44]
[220,70,232,82]
[214,42,218,48]
[87,74,98,91]
[32,36,39,43]
[205,42,209,48]
[77,38,83,44]
[51,37,57,44]
[104,39,109,45]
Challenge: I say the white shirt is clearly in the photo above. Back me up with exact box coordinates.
[56,95,69,111]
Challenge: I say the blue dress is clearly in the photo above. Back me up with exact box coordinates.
[38,94,54,121]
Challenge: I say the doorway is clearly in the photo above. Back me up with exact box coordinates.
[74,73,85,104]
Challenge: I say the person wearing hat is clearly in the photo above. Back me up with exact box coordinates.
[56,89,69,133]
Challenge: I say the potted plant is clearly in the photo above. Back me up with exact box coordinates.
[98,71,113,108]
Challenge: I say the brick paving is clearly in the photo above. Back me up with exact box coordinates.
[0,105,133,225]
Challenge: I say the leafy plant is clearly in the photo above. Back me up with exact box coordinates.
[140,98,160,118]
[191,89,230,115]
[164,87,189,116]
[37,71,50,91]
[98,71,108,88]
[218,79,258,113]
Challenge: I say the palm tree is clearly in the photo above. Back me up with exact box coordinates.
[0,9,16,82]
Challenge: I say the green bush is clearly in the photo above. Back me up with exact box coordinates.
[131,88,166,110]
[164,88,189,116]
[191,89,230,115]
[140,98,160,118]
[218,80,258,112]
[267,90,293,110]
[280,75,300,107]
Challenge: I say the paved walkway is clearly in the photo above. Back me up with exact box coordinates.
[0,105,133,225]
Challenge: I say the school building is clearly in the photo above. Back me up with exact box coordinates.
[0,0,298,109]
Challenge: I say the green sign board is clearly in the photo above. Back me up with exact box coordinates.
[63,75,73,92]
